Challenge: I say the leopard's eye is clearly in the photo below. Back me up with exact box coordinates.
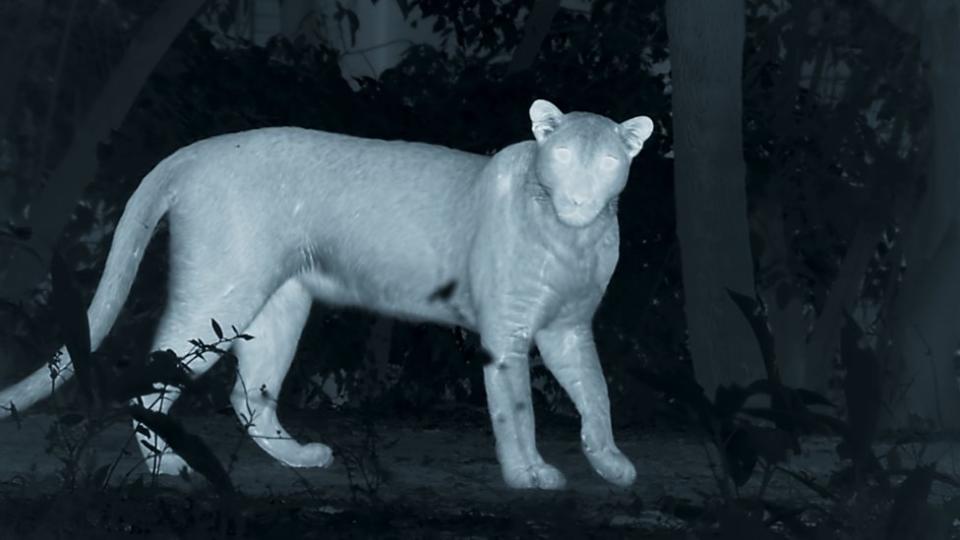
[601,154,620,171]
[554,147,572,163]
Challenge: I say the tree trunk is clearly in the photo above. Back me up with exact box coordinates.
[754,196,809,389]
[884,3,960,429]
[0,0,46,225]
[804,219,885,389]
[0,0,205,303]
[507,0,561,75]
[0,0,45,139]
[665,0,764,396]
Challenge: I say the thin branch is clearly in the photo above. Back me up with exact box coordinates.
[0,0,207,303]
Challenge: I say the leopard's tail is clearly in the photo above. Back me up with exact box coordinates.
[0,157,176,417]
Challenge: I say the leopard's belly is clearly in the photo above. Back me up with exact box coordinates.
[296,267,477,329]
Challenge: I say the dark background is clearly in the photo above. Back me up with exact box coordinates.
[0,1,957,538]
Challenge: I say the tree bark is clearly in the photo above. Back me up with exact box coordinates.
[884,3,960,429]
[0,0,46,225]
[754,196,809,388]
[0,0,45,140]
[753,3,918,396]
[665,0,764,396]
[864,0,960,429]
[0,0,205,303]
[804,219,885,388]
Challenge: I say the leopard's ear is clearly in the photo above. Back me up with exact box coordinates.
[618,116,654,158]
[529,99,564,144]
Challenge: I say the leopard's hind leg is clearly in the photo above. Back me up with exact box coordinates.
[230,278,332,468]
[134,285,270,475]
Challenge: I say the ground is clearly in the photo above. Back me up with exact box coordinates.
[0,407,958,538]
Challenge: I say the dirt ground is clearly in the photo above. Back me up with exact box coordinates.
[1,409,958,537]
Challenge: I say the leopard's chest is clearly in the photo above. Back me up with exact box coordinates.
[478,227,613,330]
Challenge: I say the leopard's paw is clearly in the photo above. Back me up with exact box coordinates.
[503,461,567,490]
[587,448,636,487]
[279,442,334,469]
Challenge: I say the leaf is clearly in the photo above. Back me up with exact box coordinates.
[139,439,162,455]
[90,464,111,489]
[726,289,776,377]
[742,406,848,436]
[108,349,191,403]
[129,405,234,495]
[724,428,758,487]
[8,402,21,430]
[395,0,413,18]
[346,9,359,47]
[335,2,360,47]
[211,318,223,340]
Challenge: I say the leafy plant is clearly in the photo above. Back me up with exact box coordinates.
[333,409,397,507]
[634,288,960,538]
[41,250,253,495]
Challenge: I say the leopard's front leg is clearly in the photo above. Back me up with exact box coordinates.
[480,330,566,490]
[535,324,636,487]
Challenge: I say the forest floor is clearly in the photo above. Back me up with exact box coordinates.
[1,407,958,538]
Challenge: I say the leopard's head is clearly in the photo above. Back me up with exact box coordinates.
[529,99,653,228]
